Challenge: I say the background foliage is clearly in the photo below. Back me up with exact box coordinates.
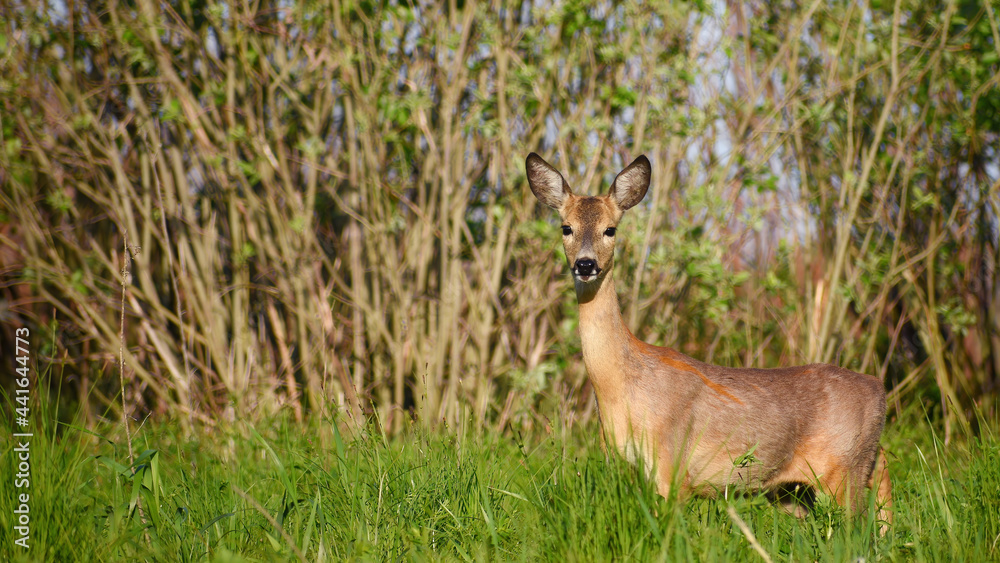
[1,0,998,440]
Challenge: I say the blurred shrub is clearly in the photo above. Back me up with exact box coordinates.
[0,0,997,438]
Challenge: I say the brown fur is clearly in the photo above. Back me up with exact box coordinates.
[526,152,892,530]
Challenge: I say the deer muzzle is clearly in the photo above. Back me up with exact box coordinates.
[574,258,600,280]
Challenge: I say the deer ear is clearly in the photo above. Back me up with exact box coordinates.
[610,155,651,211]
[526,153,573,210]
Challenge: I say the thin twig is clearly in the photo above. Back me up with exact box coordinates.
[727,505,774,563]
[118,230,135,465]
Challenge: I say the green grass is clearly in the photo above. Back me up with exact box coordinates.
[1,398,999,562]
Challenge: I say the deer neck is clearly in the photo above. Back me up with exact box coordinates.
[575,269,636,403]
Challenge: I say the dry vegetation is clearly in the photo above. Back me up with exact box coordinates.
[1,0,998,439]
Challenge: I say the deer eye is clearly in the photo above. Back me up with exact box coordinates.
[561,226,573,236]
[604,227,616,237]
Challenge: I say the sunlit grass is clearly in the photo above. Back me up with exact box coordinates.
[2,396,998,561]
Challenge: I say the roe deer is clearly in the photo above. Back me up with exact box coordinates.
[525,152,892,528]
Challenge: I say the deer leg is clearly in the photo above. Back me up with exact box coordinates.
[869,448,893,534]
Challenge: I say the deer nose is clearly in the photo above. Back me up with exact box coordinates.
[575,259,597,276]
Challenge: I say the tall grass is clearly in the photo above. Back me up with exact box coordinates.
[1,0,998,436]
[1,382,998,560]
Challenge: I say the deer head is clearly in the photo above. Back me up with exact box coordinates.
[525,153,651,285]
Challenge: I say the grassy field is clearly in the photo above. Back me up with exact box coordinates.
[2,390,998,562]
[3,1,999,560]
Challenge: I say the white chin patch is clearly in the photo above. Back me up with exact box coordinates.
[573,272,599,283]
